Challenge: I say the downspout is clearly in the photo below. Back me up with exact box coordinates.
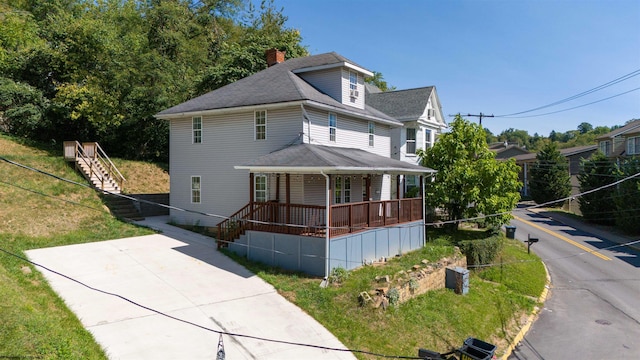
[320,171,330,286]
[421,174,426,247]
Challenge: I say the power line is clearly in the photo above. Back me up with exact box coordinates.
[497,87,640,119]
[0,246,429,360]
[496,68,640,117]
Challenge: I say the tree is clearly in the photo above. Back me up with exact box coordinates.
[364,71,396,92]
[483,127,497,144]
[613,159,640,235]
[578,151,616,225]
[417,115,521,230]
[529,142,571,206]
[577,122,593,134]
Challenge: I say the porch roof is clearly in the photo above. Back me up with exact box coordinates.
[234,144,436,175]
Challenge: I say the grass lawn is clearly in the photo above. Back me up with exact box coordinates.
[225,231,547,359]
[0,134,547,359]
[0,135,166,359]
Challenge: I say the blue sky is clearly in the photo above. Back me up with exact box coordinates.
[272,0,640,136]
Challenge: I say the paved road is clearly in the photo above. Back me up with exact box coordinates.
[507,210,640,360]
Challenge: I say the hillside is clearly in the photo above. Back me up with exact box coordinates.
[0,134,161,358]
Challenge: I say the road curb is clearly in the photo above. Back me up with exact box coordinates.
[500,260,551,360]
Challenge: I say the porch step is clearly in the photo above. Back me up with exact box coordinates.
[103,194,144,221]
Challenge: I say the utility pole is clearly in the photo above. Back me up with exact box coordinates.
[465,112,494,126]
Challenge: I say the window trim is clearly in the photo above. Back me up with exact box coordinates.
[425,129,432,149]
[191,176,201,204]
[254,110,267,141]
[599,140,611,156]
[368,121,375,147]
[349,71,358,91]
[192,116,202,144]
[628,136,640,155]
[406,128,417,154]
[329,112,337,142]
[334,176,352,204]
[254,174,268,203]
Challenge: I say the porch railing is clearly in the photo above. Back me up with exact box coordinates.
[217,198,423,247]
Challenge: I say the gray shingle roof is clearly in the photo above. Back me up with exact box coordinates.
[512,145,597,161]
[156,52,398,124]
[366,87,434,121]
[596,119,640,140]
[235,144,434,174]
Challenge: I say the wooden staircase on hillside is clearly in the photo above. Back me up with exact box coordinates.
[64,141,126,194]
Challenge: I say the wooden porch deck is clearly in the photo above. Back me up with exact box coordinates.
[217,198,423,247]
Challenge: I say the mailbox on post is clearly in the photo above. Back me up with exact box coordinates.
[526,234,539,254]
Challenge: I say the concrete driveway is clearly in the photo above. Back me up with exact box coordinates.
[26,216,355,360]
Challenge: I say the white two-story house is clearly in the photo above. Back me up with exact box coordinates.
[366,84,446,196]
[156,50,438,277]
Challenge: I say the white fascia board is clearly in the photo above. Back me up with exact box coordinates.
[304,101,403,127]
[154,101,306,120]
[234,165,436,175]
[292,62,374,77]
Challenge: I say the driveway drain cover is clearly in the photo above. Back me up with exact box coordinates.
[595,319,612,325]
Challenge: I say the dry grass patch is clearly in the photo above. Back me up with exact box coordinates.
[113,159,169,194]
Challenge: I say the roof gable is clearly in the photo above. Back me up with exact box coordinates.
[596,119,640,140]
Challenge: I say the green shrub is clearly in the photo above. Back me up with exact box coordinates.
[387,288,400,306]
[459,235,504,266]
[328,267,349,284]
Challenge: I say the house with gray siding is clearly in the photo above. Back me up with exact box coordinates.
[156,50,437,277]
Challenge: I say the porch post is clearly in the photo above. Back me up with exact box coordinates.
[286,174,291,233]
[249,173,254,205]
[320,172,331,283]
[275,174,280,202]
[396,174,401,199]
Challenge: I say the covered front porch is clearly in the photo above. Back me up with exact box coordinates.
[220,144,435,277]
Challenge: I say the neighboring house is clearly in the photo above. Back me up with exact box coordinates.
[155,50,439,277]
[365,84,446,196]
[596,119,640,159]
[511,145,597,197]
[488,142,530,160]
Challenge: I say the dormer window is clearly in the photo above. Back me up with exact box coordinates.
[349,71,359,98]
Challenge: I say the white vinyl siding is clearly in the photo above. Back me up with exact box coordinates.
[627,136,640,155]
[255,110,266,140]
[191,176,201,203]
[297,68,342,102]
[192,116,202,144]
[305,107,391,157]
[169,107,303,226]
[341,68,364,109]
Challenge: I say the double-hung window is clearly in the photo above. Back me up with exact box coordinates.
[627,136,640,155]
[191,176,201,203]
[254,174,267,202]
[368,121,375,146]
[349,71,358,91]
[406,128,416,154]
[329,112,337,142]
[425,129,432,149]
[334,176,351,204]
[255,110,266,140]
[599,140,611,156]
[192,116,202,144]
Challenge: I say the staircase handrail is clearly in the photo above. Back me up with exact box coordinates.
[93,142,126,190]
[74,141,106,190]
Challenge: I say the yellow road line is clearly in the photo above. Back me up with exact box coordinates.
[513,215,611,261]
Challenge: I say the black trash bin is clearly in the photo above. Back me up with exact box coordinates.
[505,225,516,239]
[458,337,496,360]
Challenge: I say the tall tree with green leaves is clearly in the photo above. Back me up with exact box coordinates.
[529,142,571,206]
[578,151,616,225]
[364,71,396,92]
[614,159,640,235]
[417,115,521,230]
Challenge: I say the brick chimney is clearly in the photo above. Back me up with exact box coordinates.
[265,48,286,67]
